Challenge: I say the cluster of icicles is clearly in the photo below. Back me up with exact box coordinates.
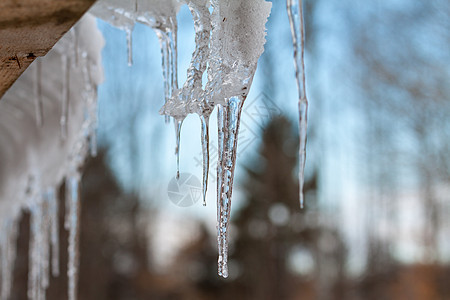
[0,15,102,300]
[0,0,308,298]
[93,0,308,278]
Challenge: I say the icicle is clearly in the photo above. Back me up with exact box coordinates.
[88,65,99,158]
[154,15,178,127]
[287,0,308,208]
[81,55,99,157]
[174,120,182,179]
[40,198,51,292]
[28,199,45,300]
[155,16,181,177]
[61,55,70,140]
[47,187,60,277]
[33,58,43,127]
[89,125,98,157]
[1,219,19,300]
[200,115,209,206]
[65,175,80,300]
[125,0,137,67]
[156,32,171,123]
[168,17,178,99]
[216,96,244,278]
[158,1,211,183]
[216,104,225,276]
[185,1,212,206]
[155,26,178,125]
[71,27,79,67]
[126,28,133,67]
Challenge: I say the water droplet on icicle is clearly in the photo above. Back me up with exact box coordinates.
[287,0,308,208]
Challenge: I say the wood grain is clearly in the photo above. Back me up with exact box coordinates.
[0,0,96,98]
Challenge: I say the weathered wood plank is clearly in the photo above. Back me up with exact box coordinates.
[0,0,96,98]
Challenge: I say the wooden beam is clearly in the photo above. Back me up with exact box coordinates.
[0,0,96,99]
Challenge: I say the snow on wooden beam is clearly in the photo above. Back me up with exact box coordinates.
[0,0,96,99]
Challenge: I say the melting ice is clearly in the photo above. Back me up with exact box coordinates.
[287,0,308,208]
[0,0,309,295]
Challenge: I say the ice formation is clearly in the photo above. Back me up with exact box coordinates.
[287,0,308,208]
[0,14,103,299]
[0,0,308,292]
[92,0,272,277]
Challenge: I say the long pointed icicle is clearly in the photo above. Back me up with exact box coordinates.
[217,96,244,278]
[200,115,209,206]
[154,16,181,176]
[155,19,178,125]
[126,28,133,67]
[66,175,81,300]
[47,187,60,277]
[81,56,99,157]
[216,105,225,276]
[175,120,182,179]
[1,219,18,300]
[40,198,51,293]
[71,27,79,67]
[168,25,182,177]
[28,199,44,300]
[168,17,178,101]
[33,58,43,127]
[188,0,211,206]
[61,55,70,140]
[287,0,308,208]
[157,32,171,124]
